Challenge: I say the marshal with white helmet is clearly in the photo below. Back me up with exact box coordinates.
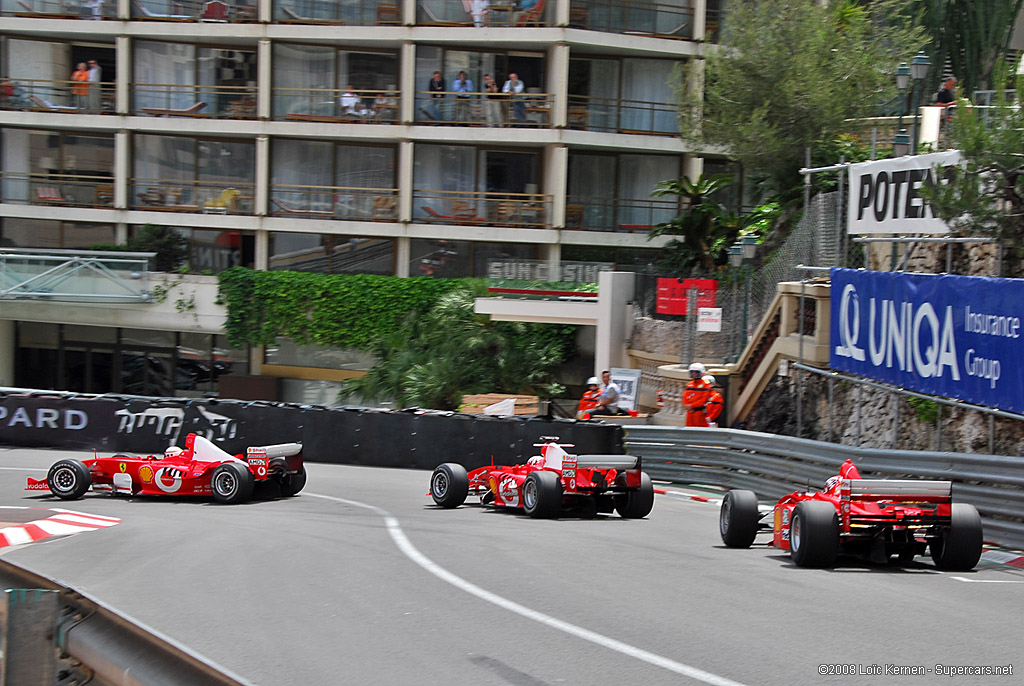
[27,432,305,504]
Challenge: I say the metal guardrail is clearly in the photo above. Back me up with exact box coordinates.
[0,560,251,685]
[625,425,1024,551]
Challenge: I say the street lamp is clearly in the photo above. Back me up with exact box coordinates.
[894,62,910,143]
[909,50,931,153]
[892,129,911,157]
[728,241,753,362]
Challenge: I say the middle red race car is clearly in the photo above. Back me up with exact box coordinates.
[27,432,306,505]
[429,437,654,519]
[718,459,983,570]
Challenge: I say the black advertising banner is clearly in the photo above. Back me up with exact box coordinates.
[0,392,624,467]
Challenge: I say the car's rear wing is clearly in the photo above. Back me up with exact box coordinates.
[841,478,952,504]
[576,454,640,471]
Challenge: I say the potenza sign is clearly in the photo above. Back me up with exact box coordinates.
[847,150,960,234]
[830,268,1024,414]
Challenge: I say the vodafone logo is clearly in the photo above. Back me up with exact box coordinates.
[154,467,184,493]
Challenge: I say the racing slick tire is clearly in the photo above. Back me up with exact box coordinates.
[523,471,561,519]
[719,489,759,548]
[46,459,91,500]
[930,503,984,571]
[430,463,469,508]
[279,466,307,497]
[790,501,839,568]
[614,472,655,519]
[211,462,255,504]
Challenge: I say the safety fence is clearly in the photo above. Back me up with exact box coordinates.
[0,560,250,685]
[624,425,1024,551]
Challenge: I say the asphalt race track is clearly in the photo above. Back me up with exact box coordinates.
[2,446,1023,686]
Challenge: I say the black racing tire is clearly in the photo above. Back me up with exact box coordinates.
[719,489,760,548]
[614,472,655,519]
[46,459,91,500]
[211,462,255,504]
[790,501,840,568]
[522,471,561,519]
[931,503,984,571]
[279,466,307,497]
[430,463,469,508]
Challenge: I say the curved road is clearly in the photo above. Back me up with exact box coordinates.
[2,446,1022,685]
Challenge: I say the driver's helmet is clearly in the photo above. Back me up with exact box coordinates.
[688,362,706,375]
[527,455,545,467]
[824,475,842,493]
[164,446,184,459]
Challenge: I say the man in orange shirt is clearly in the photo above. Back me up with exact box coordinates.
[576,376,602,419]
[682,362,711,427]
[71,62,89,110]
[703,375,724,428]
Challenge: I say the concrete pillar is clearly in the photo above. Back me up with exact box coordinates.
[692,0,707,41]
[258,40,272,120]
[114,131,129,210]
[115,222,129,244]
[547,43,568,127]
[401,0,416,24]
[540,244,560,276]
[115,36,130,114]
[0,319,15,387]
[398,140,414,222]
[545,144,567,227]
[683,153,703,182]
[117,0,129,19]
[595,271,635,373]
[395,236,411,277]
[253,229,269,271]
[554,0,569,25]
[258,0,272,22]
[255,135,269,216]
[400,43,416,124]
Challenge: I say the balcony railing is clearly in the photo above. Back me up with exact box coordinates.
[131,0,258,22]
[569,0,693,39]
[130,178,255,215]
[0,78,114,113]
[0,248,154,303]
[273,87,399,124]
[414,190,551,228]
[8,0,117,19]
[414,91,553,127]
[270,184,398,221]
[417,0,550,27]
[567,95,679,135]
[564,195,678,232]
[275,0,400,24]
[133,83,257,119]
[0,172,114,208]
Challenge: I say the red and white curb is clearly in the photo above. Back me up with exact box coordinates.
[0,507,121,548]
[654,487,721,506]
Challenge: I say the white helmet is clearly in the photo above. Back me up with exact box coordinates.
[586,376,600,385]
[688,362,706,374]
[164,446,184,459]
[702,374,716,385]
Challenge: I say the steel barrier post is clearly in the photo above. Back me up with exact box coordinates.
[0,589,59,686]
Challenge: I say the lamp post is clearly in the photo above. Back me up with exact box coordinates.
[894,61,910,134]
[729,241,753,361]
[909,50,931,154]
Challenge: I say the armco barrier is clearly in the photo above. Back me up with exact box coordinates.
[624,426,1024,551]
[0,390,623,470]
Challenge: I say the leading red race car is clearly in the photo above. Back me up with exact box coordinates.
[718,459,983,570]
[429,437,654,519]
[27,432,306,505]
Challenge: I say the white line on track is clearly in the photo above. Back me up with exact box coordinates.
[950,577,1024,583]
[0,467,45,471]
[307,492,749,686]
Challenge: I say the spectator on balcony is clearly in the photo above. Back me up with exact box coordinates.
[469,0,488,27]
[502,72,525,125]
[936,76,957,121]
[86,59,102,112]
[427,71,446,122]
[482,73,502,127]
[71,63,90,110]
[339,85,361,115]
[453,71,474,123]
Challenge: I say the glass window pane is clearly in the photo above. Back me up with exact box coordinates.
[269,232,394,274]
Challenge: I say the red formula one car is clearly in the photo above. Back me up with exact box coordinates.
[718,460,983,570]
[27,433,306,505]
[429,437,654,519]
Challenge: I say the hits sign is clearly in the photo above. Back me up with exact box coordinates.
[697,308,722,332]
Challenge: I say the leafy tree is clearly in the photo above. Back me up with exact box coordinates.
[922,72,1024,276]
[681,0,923,199]
[91,224,189,272]
[339,288,575,410]
[647,173,734,272]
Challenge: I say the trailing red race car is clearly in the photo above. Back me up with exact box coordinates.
[27,432,306,505]
[429,437,654,519]
[718,459,983,570]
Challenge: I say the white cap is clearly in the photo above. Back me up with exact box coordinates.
[702,374,716,385]
[688,362,706,374]
[586,376,600,385]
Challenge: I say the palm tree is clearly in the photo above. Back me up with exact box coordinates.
[648,173,735,272]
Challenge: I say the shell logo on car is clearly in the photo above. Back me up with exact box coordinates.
[139,465,154,483]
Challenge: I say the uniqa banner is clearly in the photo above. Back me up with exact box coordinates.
[830,268,1024,414]
[847,150,960,235]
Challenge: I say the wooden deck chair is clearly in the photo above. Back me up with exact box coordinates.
[133,0,192,20]
[141,101,208,117]
[372,196,397,220]
[29,95,77,113]
[203,188,239,213]
[515,0,546,26]
[35,186,66,203]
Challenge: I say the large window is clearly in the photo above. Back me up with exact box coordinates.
[568,56,679,134]
[134,42,257,118]
[129,225,255,273]
[409,239,537,278]
[272,44,398,120]
[1,129,114,207]
[567,153,681,231]
[270,233,395,274]
[0,218,115,249]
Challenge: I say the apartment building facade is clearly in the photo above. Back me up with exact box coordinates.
[0,0,728,401]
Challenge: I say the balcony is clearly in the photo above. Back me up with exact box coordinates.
[8,0,116,19]
[414,190,551,228]
[130,179,255,215]
[567,95,679,135]
[134,83,257,119]
[275,0,400,24]
[414,91,553,127]
[417,0,551,27]
[1,78,114,114]
[569,0,693,40]
[0,249,153,303]
[269,185,398,221]
[1,172,114,208]
[564,195,677,232]
[131,0,258,22]
[273,87,399,124]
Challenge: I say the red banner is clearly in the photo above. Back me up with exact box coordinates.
[656,278,718,315]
